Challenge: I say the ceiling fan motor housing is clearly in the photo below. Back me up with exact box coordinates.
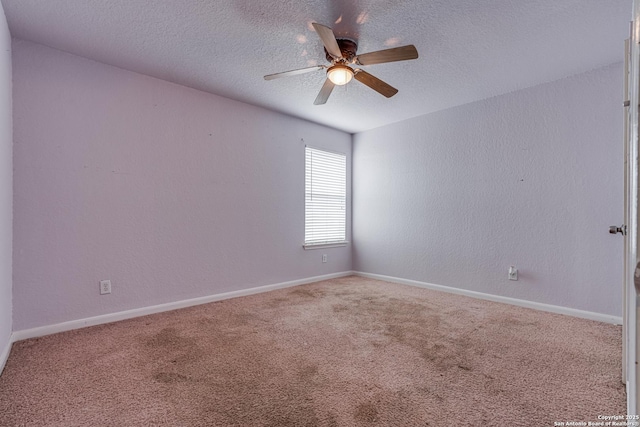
[325,39,358,63]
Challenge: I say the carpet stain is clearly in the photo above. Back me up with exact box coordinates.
[142,326,204,366]
[268,297,290,307]
[153,372,189,384]
[289,288,322,298]
[230,311,259,327]
[145,328,189,348]
[264,410,320,427]
[326,413,339,427]
[500,314,540,328]
[420,342,457,370]
[383,324,406,342]
[299,364,319,380]
[0,277,626,427]
[332,303,349,313]
[354,402,378,422]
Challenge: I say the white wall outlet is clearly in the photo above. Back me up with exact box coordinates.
[322,254,327,263]
[508,266,518,281]
[100,279,112,295]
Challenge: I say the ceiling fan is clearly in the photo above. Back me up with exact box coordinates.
[264,23,419,105]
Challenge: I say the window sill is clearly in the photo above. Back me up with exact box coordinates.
[303,241,349,250]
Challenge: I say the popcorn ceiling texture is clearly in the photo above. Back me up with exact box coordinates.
[0,276,625,426]
[0,0,631,133]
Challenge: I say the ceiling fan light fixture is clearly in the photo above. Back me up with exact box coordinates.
[327,64,354,85]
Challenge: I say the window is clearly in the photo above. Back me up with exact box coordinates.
[304,146,347,248]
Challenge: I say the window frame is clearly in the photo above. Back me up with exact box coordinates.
[303,145,348,250]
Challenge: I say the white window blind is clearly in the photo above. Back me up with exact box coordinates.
[304,147,347,247]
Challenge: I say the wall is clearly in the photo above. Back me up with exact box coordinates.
[12,39,351,331]
[353,63,623,316]
[0,2,12,359]
[10,37,623,331]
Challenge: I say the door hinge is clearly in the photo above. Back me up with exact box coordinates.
[610,225,627,235]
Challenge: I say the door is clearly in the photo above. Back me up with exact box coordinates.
[624,39,632,392]
[624,2,640,415]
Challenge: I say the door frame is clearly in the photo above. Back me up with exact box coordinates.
[626,1,640,415]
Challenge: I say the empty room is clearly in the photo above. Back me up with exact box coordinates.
[0,0,635,425]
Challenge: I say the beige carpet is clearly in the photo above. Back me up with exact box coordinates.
[0,276,625,426]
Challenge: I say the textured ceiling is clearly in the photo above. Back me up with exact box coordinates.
[1,0,632,133]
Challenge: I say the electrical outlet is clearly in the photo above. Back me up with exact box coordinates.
[100,279,112,295]
[322,254,327,263]
[508,266,518,281]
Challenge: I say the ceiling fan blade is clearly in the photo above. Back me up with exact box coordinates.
[314,79,336,105]
[354,70,398,98]
[264,65,324,80]
[312,23,343,59]
[355,45,418,66]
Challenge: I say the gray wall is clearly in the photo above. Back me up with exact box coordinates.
[0,2,12,356]
[353,63,623,316]
[10,37,625,332]
[12,40,351,330]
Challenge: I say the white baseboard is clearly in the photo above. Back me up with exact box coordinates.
[354,271,623,325]
[0,333,12,377]
[12,271,354,342]
[10,269,621,345]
